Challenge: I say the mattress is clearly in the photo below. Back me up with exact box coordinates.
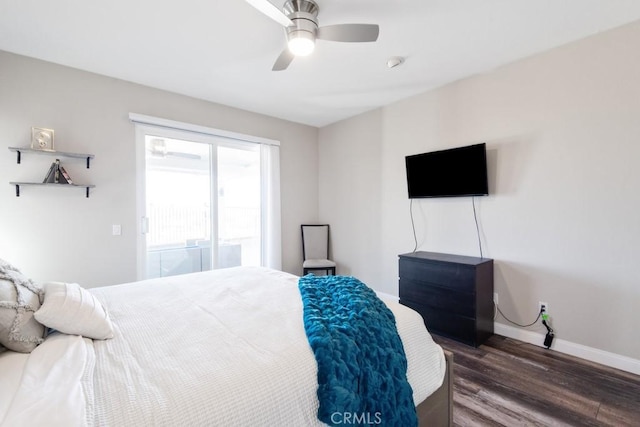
[0,266,445,426]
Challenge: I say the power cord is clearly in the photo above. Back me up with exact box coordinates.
[495,302,542,327]
[472,196,483,258]
[411,197,482,257]
[495,302,555,349]
[542,312,555,349]
[410,198,418,252]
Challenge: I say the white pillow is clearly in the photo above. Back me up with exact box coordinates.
[34,282,114,340]
[0,258,45,353]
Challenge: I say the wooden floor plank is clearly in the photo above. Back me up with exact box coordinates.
[596,401,640,426]
[454,363,602,426]
[433,334,640,427]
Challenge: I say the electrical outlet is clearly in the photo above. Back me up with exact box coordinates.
[539,301,549,314]
[493,292,499,305]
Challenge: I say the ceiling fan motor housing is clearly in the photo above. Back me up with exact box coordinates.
[261,0,379,70]
[283,0,318,15]
[283,0,319,43]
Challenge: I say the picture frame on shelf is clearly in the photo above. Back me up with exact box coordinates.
[31,127,55,151]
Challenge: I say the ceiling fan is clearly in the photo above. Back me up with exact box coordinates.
[246,0,380,71]
[147,139,201,160]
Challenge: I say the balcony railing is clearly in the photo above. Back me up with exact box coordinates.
[147,204,259,248]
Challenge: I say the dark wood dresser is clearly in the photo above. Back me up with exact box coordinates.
[399,251,494,347]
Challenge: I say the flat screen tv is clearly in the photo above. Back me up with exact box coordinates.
[405,143,488,198]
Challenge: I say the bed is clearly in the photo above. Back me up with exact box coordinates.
[1,266,451,426]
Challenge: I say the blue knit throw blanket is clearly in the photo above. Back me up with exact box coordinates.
[298,275,417,427]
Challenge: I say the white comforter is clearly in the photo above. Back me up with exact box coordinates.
[0,267,445,426]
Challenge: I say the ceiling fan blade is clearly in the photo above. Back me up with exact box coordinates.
[245,0,293,27]
[272,48,295,71]
[166,151,201,160]
[317,24,379,42]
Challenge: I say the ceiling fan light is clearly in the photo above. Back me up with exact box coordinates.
[288,31,315,56]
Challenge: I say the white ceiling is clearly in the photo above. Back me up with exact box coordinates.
[2,0,640,127]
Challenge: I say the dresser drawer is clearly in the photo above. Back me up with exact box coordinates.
[400,300,477,346]
[399,279,474,317]
[399,258,475,292]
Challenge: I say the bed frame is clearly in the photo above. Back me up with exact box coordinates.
[417,350,453,426]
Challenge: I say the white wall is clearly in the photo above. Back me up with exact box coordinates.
[319,21,640,362]
[0,50,318,286]
[318,110,383,286]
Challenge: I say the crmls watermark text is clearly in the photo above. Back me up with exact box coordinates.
[330,412,382,425]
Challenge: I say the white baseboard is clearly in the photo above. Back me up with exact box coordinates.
[376,291,399,302]
[495,322,640,376]
[376,293,640,376]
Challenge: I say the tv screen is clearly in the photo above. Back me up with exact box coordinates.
[405,143,488,198]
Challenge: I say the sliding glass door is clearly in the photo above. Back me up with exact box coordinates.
[216,144,261,267]
[135,121,277,280]
[145,136,214,278]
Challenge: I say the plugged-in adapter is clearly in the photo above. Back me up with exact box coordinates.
[544,331,554,348]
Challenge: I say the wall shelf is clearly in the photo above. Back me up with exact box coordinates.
[9,182,95,198]
[8,146,95,198]
[9,146,95,168]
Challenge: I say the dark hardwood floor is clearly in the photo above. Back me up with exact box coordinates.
[432,334,640,427]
